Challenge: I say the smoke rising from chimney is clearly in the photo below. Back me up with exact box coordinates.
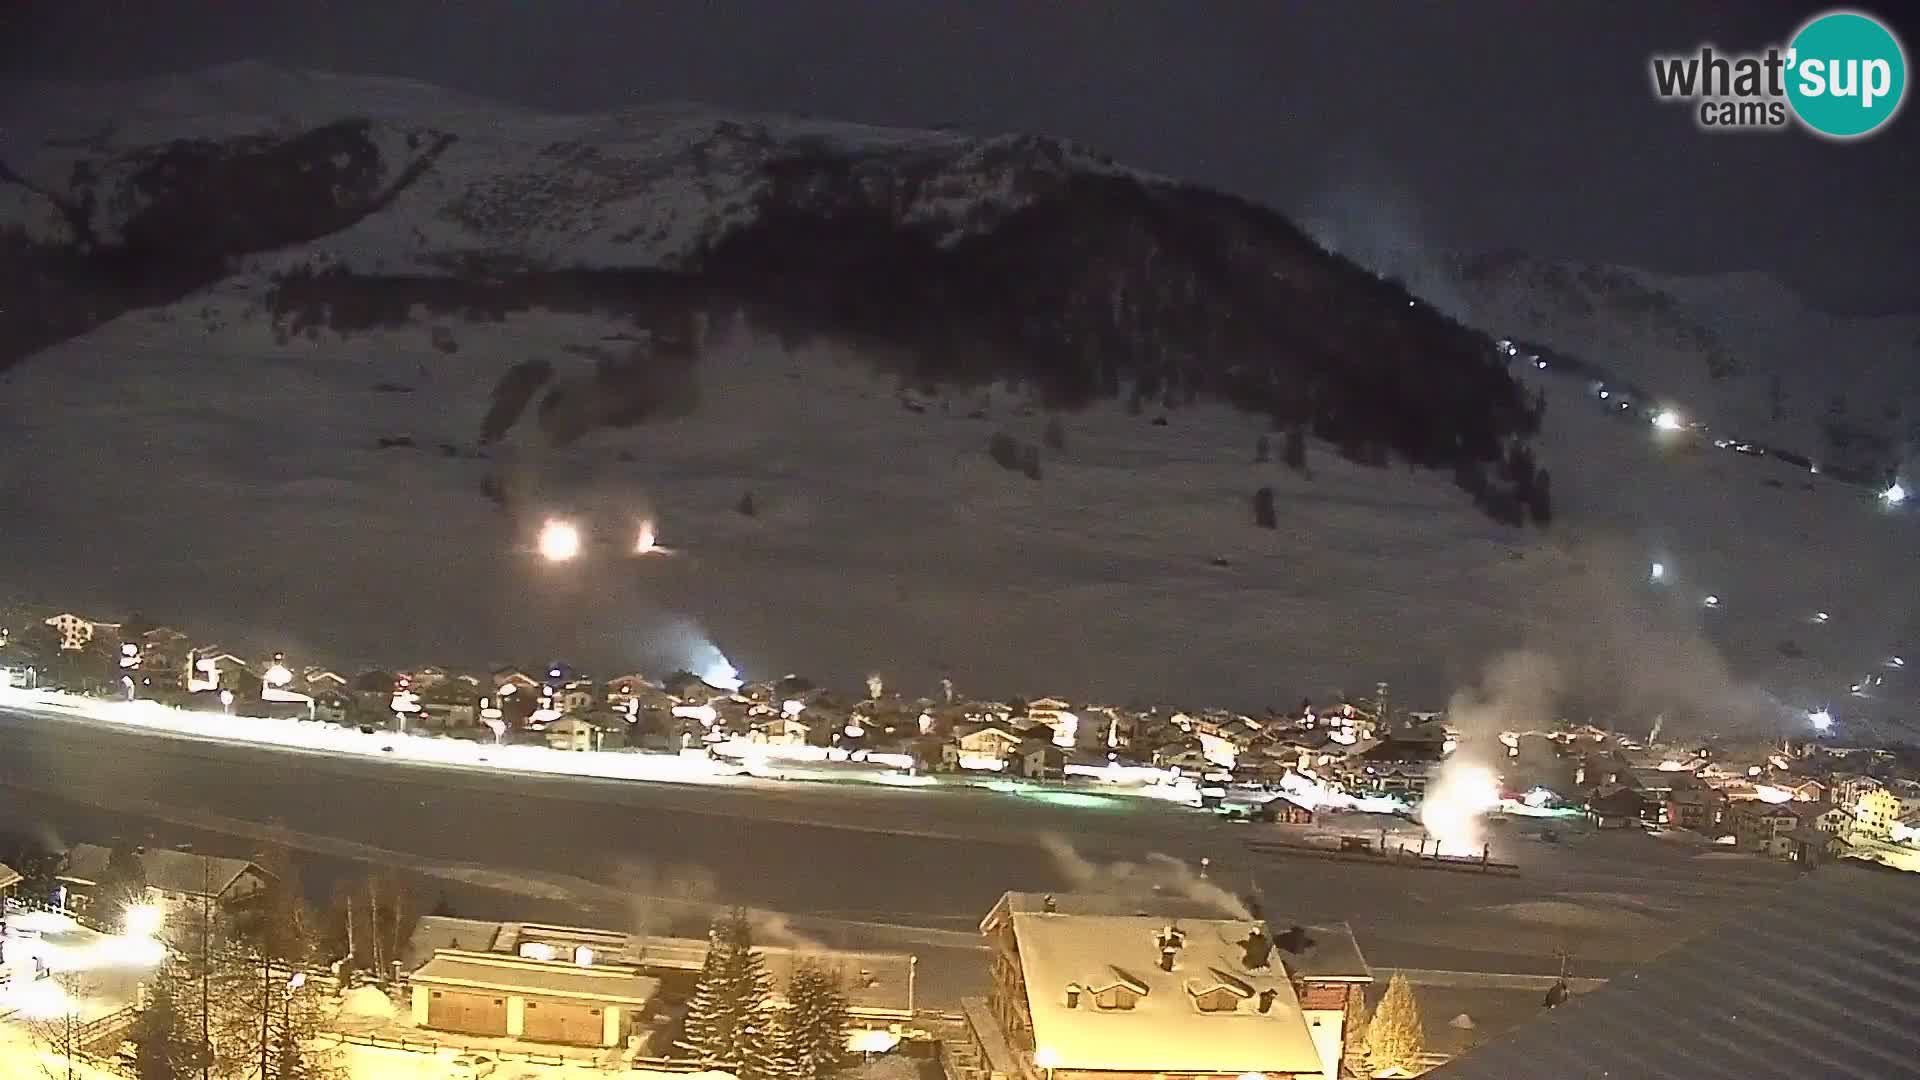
[1037,835,1251,920]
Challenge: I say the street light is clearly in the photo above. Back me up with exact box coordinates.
[123,903,164,940]
[219,689,234,715]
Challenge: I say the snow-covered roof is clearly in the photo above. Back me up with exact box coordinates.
[984,892,1370,982]
[402,919,913,1016]
[405,915,511,966]
[411,949,659,1005]
[1427,865,1920,1080]
[0,862,21,890]
[60,843,264,898]
[1009,913,1325,1075]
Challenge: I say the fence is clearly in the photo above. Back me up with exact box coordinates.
[321,1029,791,1072]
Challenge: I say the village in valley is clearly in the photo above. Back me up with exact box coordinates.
[7,604,1919,864]
[5,601,1920,1079]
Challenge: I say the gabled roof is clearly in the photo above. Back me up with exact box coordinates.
[61,843,266,897]
[1588,787,1648,814]
[0,862,21,891]
[1427,865,1920,1080]
[1008,913,1324,1074]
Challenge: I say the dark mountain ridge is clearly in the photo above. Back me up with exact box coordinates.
[1,70,1546,523]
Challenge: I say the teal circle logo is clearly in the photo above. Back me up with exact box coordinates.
[1786,10,1907,138]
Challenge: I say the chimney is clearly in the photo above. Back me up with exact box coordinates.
[1043,894,1058,914]
[1258,988,1277,1014]
[1065,987,1080,1008]
[1157,923,1185,971]
[1240,926,1273,971]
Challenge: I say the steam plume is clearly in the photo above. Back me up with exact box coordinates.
[1038,834,1250,920]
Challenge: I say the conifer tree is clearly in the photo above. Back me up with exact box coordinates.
[1364,971,1425,1074]
[737,1003,794,1080]
[681,908,775,1065]
[779,961,853,1080]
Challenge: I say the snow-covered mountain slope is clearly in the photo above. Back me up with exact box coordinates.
[3,285,1916,735]
[0,63,1540,507]
[1456,251,1920,485]
[0,65,1914,734]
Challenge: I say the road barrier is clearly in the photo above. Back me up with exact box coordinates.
[1243,836,1521,875]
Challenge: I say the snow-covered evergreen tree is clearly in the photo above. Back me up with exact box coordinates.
[1364,971,1425,1074]
[779,961,852,1080]
[737,1002,795,1080]
[680,908,775,1065]
[679,919,738,1061]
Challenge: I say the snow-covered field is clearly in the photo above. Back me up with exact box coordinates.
[1,283,1915,736]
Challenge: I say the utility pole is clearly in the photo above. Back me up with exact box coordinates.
[202,858,212,1080]
[260,954,271,1080]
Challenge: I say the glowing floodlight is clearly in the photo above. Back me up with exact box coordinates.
[1881,482,1907,507]
[1702,594,1720,608]
[124,903,164,939]
[538,519,582,562]
[1808,708,1833,732]
[1652,409,1684,432]
[635,519,659,554]
[1649,561,1666,583]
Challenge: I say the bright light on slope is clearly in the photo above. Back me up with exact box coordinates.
[635,519,659,554]
[1808,708,1833,732]
[701,655,743,691]
[1652,409,1684,432]
[538,519,582,562]
[1649,561,1666,583]
[1882,482,1907,507]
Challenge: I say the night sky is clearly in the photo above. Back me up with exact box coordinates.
[4,0,1916,313]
